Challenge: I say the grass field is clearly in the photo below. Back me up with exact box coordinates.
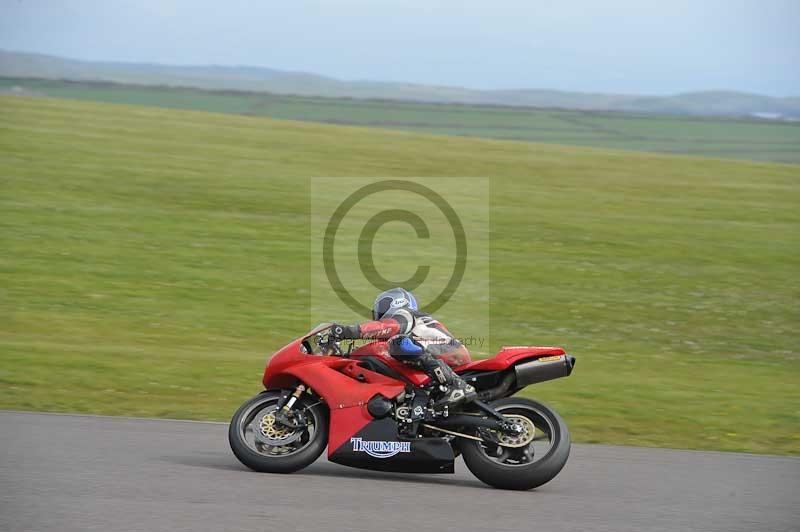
[3,77,800,164]
[1,95,798,455]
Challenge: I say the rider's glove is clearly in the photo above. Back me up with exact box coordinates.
[330,323,361,340]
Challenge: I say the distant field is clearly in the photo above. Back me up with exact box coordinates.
[1,95,798,454]
[3,77,799,164]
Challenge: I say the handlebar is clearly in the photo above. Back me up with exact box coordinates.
[315,331,345,356]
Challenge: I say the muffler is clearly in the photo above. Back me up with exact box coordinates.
[514,355,576,387]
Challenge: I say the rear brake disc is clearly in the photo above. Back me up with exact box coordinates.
[496,414,535,448]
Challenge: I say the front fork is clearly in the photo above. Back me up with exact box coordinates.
[274,384,308,429]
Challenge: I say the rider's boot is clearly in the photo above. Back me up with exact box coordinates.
[418,354,477,409]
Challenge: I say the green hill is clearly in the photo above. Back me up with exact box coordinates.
[1,95,798,454]
[3,50,800,118]
[3,77,799,164]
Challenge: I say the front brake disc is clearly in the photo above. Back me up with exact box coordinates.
[254,411,304,446]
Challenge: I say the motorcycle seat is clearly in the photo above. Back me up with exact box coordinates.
[455,346,565,372]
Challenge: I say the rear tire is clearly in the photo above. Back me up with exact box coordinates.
[461,397,570,490]
[229,390,329,474]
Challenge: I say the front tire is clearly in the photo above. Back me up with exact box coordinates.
[461,397,570,490]
[229,390,329,474]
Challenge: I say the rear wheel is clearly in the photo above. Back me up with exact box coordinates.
[460,397,570,490]
[229,390,328,473]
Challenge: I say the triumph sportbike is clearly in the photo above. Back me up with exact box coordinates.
[229,324,576,490]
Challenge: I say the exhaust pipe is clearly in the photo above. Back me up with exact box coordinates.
[514,355,576,387]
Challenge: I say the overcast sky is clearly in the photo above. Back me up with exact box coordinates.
[1,0,798,96]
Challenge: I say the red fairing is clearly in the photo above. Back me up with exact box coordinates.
[349,341,433,387]
[455,346,566,372]
[358,318,401,339]
[263,337,406,456]
[327,408,375,455]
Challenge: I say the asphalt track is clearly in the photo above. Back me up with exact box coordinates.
[1,411,797,532]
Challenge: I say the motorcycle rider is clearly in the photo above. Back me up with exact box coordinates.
[330,287,477,408]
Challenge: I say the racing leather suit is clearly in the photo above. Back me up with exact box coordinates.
[332,306,476,406]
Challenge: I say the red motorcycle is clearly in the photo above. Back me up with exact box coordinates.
[229,324,576,490]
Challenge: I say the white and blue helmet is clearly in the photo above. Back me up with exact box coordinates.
[372,287,418,320]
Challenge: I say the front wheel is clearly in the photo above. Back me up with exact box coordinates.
[460,397,570,490]
[229,390,329,473]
